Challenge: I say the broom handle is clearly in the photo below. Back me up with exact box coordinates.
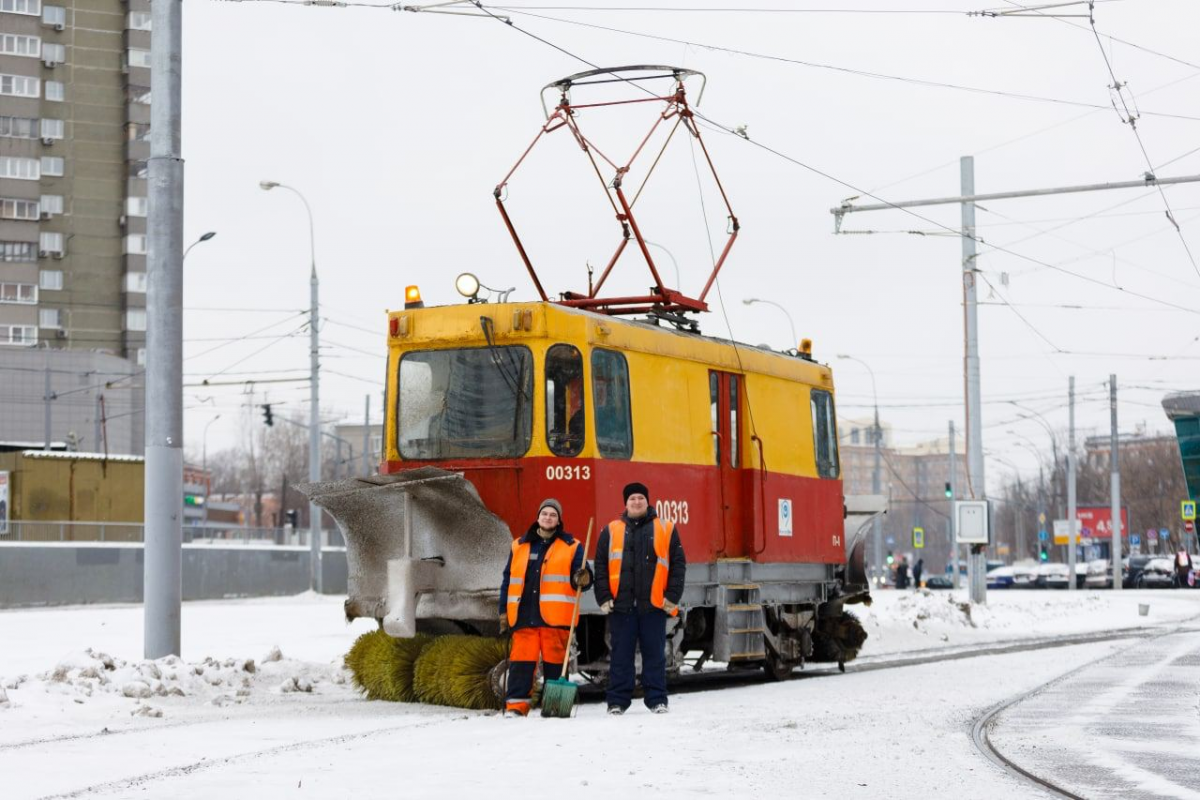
[560,518,593,675]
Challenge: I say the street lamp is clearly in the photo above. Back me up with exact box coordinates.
[201,414,221,529]
[642,240,681,288]
[183,231,216,261]
[743,298,798,348]
[836,354,884,586]
[260,179,322,592]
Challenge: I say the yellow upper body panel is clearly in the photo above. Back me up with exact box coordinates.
[384,302,836,478]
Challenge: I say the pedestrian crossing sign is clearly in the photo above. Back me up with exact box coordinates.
[1183,501,1197,522]
[913,527,925,549]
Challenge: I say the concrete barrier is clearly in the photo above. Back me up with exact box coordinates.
[0,543,348,608]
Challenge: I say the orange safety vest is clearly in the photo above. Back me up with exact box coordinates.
[506,536,580,628]
[607,518,678,617]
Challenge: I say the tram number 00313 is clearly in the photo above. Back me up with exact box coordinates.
[545,465,591,481]
[655,500,689,524]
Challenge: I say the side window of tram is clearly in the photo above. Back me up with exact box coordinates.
[709,372,740,467]
[810,389,840,479]
[546,344,585,457]
[591,348,633,459]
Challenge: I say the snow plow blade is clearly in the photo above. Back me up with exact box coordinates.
[297,467,513,637]
[843,494,886,592]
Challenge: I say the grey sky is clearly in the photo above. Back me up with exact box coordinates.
[178,0,1200,489]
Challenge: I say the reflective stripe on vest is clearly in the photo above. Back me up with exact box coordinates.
[506,536,580,627]
[607,518,678,617]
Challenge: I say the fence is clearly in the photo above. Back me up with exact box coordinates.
[0,521,343,546]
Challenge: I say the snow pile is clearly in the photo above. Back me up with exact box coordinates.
[856,588,1189,656]
[1,645,350,717]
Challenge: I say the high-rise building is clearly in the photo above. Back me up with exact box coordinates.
[1,0,150,363]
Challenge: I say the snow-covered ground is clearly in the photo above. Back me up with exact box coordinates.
[1,589,1196,799]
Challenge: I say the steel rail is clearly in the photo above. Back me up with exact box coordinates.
[969,616,1200,800]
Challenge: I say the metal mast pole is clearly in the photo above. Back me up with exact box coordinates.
[362,394,371,476]
[949,420,959,589]
[309,241,322,592]
[43,367,52,450]
[1110,375,1122,592]
[961,156,986,604]
[1067,377,1077,591]
[144,0,184,658]
[872,403,883,585]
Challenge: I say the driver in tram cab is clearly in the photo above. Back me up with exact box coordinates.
[594,482,687,715]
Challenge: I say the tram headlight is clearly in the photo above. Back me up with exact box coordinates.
[455,272,481,300]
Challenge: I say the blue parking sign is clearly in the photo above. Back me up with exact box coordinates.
[1131,534,1141,546]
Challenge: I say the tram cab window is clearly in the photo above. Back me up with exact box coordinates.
[811,388,840,479]
[546,344,585,457]
[592,348,633,459]
[397,346,533,460]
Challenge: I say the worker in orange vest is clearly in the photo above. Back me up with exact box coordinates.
[498,498,592,716]
[594,482,686,715]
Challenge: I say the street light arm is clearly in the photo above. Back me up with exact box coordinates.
[744,298,797,347]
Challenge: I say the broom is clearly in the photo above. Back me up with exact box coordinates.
[540,518,593,718]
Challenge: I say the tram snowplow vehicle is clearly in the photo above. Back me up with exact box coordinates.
[302,66,883,682]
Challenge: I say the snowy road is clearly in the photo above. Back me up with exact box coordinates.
[988,624,1200,799]
[2,590,1197,799]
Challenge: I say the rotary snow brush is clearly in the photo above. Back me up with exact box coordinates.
[345,630,511,710]
[345,630,435,702]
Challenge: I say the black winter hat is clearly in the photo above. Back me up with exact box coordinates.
[622,482,650,503]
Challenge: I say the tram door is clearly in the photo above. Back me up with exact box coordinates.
[710,371,745,557]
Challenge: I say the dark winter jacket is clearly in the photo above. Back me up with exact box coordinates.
[593,508,686,614]
[498,524,590,630]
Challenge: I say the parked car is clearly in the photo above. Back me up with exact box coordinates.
[1085,559,1113,589]
[1122,555,1157,589]
[987,566,1015,589]
[925,575,954,590]
[1036,563,1070,589]
[1074,560,1088,588]
[1136,557,1177,589]
[1011,561,1040,589]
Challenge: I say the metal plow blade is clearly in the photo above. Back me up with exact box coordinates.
[297,467,513,636]
[843,494,887,591]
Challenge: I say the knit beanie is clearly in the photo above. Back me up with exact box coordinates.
[622,482,650,503]
[538,498,563,522]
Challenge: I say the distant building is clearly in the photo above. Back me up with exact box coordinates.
[333,422,383,474]
[840,422,968,573]
[1,0,153,361]
[0,348,143,454]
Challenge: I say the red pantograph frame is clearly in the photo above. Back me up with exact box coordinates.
[494,66,739,316]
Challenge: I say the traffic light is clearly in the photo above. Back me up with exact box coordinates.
[261,404,274,427]
[285,509,298,528]
[1039,544,1049,562]
[944,482,952,498]
[886,550,895,565]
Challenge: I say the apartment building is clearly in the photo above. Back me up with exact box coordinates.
[0,0,150,362]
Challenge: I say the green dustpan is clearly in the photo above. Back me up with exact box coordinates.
[540,518,592,718]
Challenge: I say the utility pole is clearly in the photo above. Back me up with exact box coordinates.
[362,394,371,476]
[872,403,883,586]
[949,420,959,589]
[1110,375,1122,592]
[43,367,52,450]
[144,0,184,659]
[1067,377,1077,591]
[961,157,987,605]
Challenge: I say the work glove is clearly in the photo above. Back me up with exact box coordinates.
[573,568,592,589]
[662,600,679,615]
[498,612,510,634]
[599,600,614,614]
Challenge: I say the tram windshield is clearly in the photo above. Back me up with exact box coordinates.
[397,346,533,459]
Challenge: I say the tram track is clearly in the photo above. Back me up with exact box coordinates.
[968,618,1200,800]
[13,623,1191,799]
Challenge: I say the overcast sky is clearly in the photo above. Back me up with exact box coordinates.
[177,0,1200,490]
